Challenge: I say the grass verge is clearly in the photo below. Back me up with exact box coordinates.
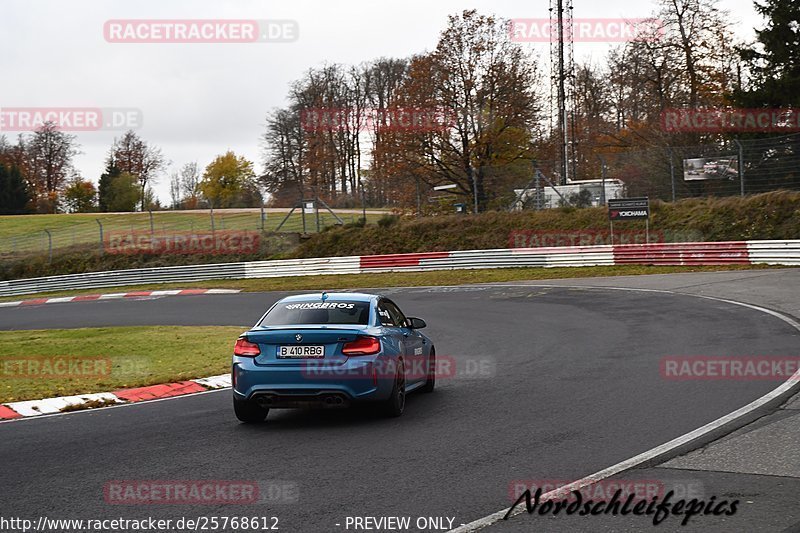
[0,264,782,303]
[0,326,247,403]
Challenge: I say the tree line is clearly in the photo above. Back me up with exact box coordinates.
[0,127,262,215]
[261,0,800,209]
[2,0,796,215]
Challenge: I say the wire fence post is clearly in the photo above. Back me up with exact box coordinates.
[359,175,367,223]
[610,219,614,246]
[734,138,745,197]
[260,206,266,231]
[599,156,607,205]
[44,229,53,264]
[315,197,321,232]
[668,148,676,202]
[470,165,479,214]
[149,210,154,234]
[96,219,104,255]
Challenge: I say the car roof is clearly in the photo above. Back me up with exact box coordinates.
[278,292,379,304]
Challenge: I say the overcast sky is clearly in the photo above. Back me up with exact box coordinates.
[0,0,762,203]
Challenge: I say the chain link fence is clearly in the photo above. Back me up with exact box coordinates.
[513,133,800,208]
[0,209,367,260]
[602,133,800,202]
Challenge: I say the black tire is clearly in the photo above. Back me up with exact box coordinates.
[420,348,435,393]
[382,359,406,417]
[233,397,269,423]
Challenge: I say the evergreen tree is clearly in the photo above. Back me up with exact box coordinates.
[106,172,140,212]
[0,163,32,215]
[736,0,800,106]
[98,156,121,212]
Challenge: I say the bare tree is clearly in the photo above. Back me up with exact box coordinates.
[26,121,80,213]
[261,108,307,205]
[658,0,735,109]
[109,130,167,210]
[389,10,542,210]
[168,171,182,209]
[364,58,409,205]
[180,162,201,208]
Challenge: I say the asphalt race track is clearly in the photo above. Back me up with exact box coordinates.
[1,284,798,532]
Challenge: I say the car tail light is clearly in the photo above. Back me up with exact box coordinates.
[342,336,381,356]
[234,337,260,357]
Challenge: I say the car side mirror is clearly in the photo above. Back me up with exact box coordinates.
[407,317,426,329]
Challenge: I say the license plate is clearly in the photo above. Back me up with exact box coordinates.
[278,345,325,358]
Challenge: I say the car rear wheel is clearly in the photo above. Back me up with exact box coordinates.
[382,360,405,417]
[420,348,435,393]
[233,397,269,423]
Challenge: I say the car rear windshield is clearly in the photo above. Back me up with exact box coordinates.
[259,301,371,326]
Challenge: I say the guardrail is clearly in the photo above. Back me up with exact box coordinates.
[1,240,798,298]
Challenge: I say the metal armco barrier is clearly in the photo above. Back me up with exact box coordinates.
[1,240,798,298]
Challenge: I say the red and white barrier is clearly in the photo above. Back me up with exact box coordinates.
[1,241,798,299]
[351,241,799,273]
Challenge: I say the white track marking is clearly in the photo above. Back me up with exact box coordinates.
[0,289,242,309]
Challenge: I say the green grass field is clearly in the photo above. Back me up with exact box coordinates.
[0,326,247,403]
[0,209,385,254]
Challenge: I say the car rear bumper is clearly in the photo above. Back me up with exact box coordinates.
[232,356,394,405]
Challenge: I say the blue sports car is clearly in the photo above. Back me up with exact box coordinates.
[232,292,435,422]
